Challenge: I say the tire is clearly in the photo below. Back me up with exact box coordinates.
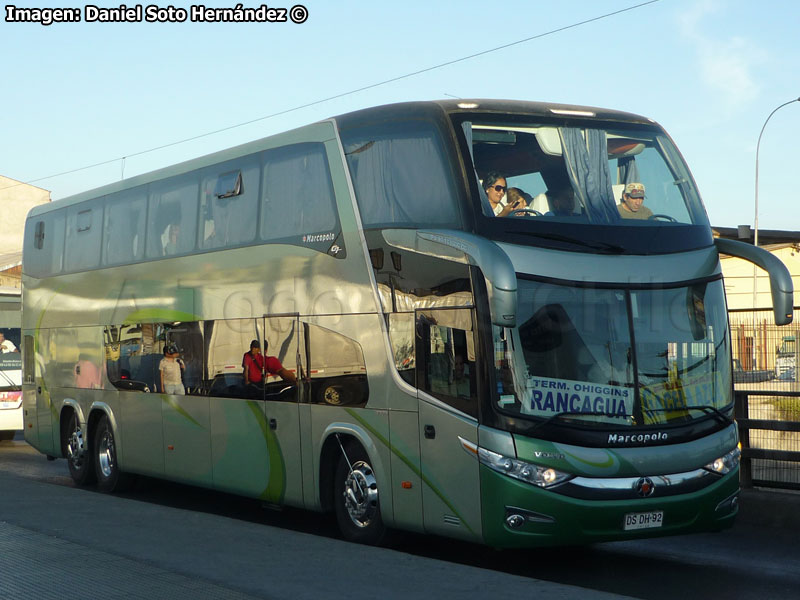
[94,414,133,493]
[64,411,95,486]
[321,383,346,406]
[334,443,385,545]
[0,431,15,442]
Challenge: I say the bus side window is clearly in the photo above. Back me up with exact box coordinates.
[146,173,199,258]
[305,321,368,407]
[199,158,259,250]
[416,308,477,418]
[388,312,415,387]
[260,143,338,245]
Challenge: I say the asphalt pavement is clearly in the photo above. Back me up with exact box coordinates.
[2,433,799,600]
[0,466,635,600]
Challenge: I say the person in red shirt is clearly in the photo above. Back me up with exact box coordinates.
[242,339,297,387]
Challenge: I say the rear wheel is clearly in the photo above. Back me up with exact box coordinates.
[94,414,133,492]
[334,443,385,545]
[0,431,15,442]
[64,411,95,486]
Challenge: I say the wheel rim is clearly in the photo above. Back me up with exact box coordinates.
[67,425,87,470]
[324,386,341,405]
[342,460,378,528]
[97,429,115,479]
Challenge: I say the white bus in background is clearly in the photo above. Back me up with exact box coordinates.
[0,288,22,441]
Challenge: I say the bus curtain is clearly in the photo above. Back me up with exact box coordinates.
[559,128,621,223]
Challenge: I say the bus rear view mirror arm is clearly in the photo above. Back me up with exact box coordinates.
[715,238,794,326]
[416,230,517,328]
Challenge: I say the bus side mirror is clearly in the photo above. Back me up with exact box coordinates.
[415,230,517,328]
[715,238,794,326]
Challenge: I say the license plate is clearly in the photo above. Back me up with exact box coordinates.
[623,511,664,531]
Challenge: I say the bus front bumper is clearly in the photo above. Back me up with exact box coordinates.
[480,464,739,548]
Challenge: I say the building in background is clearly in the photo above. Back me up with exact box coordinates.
[0,175,50,288]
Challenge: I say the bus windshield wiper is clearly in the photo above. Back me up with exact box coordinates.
[642,405,733,426]
[515,231,627,254]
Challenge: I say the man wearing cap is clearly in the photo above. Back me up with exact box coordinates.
[618,182,653,220]
[242,339,297,390]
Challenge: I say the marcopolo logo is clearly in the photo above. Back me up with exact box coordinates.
[607,432,668,445]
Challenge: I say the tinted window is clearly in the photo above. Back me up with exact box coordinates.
[65,203,103,272]
[147,174,199,258]
[199,157,260,251]
[103,187,148,265]
[260,143,338,243]
[341,119,461,229]
[24,209,66,277]
[417,307,477,417]
[305,321,368,407]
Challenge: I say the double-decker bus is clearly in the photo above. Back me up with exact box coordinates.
[0,288,22,441]
[21,100,793,547]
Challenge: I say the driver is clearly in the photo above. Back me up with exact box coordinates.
[618,183,653,219]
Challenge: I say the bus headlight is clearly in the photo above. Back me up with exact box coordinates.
[477,446,571,488]
[704,447,741,475]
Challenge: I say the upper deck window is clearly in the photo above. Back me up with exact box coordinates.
[24,209,66,277]
[459,117,712,253]
[340,119,462,230]
[103,187,147,266]
[200,157,260,251]
[146,173,199,258]
[260,142,338,244]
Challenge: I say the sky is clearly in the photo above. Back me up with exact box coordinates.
[2,0,799,231]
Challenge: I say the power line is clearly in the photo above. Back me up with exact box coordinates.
[3,0,661,194]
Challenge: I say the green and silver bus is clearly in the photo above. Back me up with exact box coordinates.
[22,100,793,547]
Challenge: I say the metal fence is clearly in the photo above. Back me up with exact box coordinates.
[734,390,800,490]
[729,307,800,489]
[729,306,800,376]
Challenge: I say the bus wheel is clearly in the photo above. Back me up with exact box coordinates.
[64,412,95,486]
[334,444,385,545]
[94,414,132,493]
[0,431,14,442]
[322,384,345,406]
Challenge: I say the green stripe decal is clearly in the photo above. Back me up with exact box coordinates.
[248,401,285,503]
[159,394,203,428]
[344,408,474,535]
[122,309,199,325]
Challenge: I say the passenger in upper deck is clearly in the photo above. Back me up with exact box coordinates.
[544,187,577,217]
[618,183,653,220]
[483,172,515,217]
[164,223,180,255]
[506,188,532,215]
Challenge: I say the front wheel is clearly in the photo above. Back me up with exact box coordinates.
[0,431,15,442]
[94,414,133,492]
[334,444,385,545]
[64,411,95,486]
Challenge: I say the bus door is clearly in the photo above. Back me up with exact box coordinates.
[261,314,304,506]
[416,307,482,541]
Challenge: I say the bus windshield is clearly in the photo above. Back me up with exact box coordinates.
[494,278,731,428]
[463,118,709,232]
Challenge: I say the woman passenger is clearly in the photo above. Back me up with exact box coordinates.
[483,172,516,217]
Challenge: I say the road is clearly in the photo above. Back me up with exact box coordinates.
[2,433,799,600]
